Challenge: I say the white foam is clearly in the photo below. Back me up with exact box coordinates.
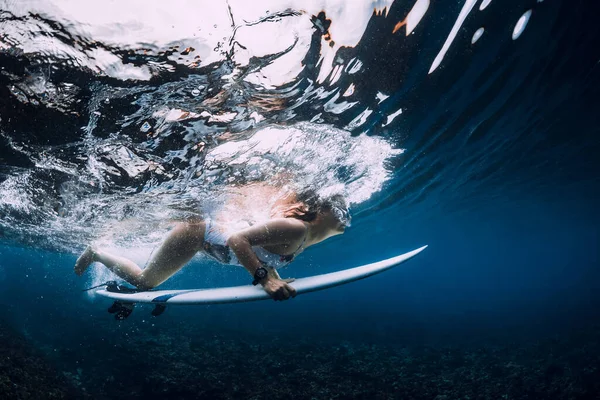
[3,0,393,84]
[0,174,33,211]
[383,108,403,127]
[314,0,395,83]
[406,0,430,35]
[342,84,355,97]
[429,0,478,74]
[345,108,373,130]
[376,92,390,103]
[204,123,403,204]
[323,91,358,114]
[330,64,344,85]
[347,59,363,74]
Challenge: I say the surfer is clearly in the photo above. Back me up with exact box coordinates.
[74,188,351,303]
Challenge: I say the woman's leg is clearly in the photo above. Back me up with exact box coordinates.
[74,221,206,290]
[135,221,206,289]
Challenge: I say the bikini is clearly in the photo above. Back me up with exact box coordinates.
[202,218,306,269]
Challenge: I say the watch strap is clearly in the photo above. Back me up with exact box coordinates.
[252,267,268,286]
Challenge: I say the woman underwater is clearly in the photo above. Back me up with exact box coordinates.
[74,185,351,308]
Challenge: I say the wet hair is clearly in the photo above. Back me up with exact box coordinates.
[281,190,349,223]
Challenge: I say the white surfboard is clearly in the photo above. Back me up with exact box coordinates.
[96,245,427,305]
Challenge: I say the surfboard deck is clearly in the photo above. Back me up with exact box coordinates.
[95,245,427,305]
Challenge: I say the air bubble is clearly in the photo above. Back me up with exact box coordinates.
[471,27,485,44]
[191,89,201,96]
[479,0,492,11]
[512,10,532,40]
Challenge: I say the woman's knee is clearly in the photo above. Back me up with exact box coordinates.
[134,274,160,291]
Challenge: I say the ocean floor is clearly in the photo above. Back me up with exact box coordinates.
[0,322,79,399]
[1,319,599,399]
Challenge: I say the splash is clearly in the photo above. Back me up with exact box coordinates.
[203,122,402,204]
[0,0,557,253]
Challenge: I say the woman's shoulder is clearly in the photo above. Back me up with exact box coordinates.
[263,217,307,232]
[254,217,306,241]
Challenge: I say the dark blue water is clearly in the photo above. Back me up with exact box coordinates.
[1,0,599,398]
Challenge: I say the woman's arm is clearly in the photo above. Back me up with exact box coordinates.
[226,218,305,300]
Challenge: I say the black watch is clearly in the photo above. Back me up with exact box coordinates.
[252,267,269,285]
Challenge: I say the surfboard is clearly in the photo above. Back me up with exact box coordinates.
[95,245,427,305]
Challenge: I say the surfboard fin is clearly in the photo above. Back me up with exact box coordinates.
[151,304,167,317]
[107,301,135,320]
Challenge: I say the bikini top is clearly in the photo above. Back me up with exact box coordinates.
[253,232,307,269]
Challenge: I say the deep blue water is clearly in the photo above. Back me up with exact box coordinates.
[1,0,599,398]
[1,186,598,343]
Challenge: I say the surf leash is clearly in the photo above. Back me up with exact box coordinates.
[81,280,118,292]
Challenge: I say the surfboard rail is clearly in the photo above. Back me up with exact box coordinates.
[95,245,427,305]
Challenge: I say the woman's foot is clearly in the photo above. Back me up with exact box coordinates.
[74,246,97,276]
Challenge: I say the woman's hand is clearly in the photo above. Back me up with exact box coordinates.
[261,277,297,301]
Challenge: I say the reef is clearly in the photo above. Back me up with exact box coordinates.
[2,311,599,400]
[45,323,600,400]
[0,322,85,400]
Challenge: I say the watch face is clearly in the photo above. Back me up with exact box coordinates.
[256,268,267,279]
